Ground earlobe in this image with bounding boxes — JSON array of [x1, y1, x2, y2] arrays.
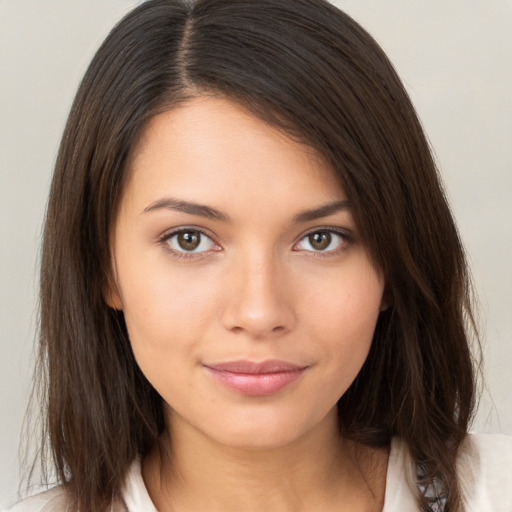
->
[[379, 300, 389, 312], [379, 288, 392, 312], [104, 274, 123, 311]]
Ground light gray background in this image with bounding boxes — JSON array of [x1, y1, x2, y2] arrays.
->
[[1, 0, 511, 507]]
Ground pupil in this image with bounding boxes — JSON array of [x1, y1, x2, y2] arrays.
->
[[309, 232, 331, 251], [178, 231, 200, 251]]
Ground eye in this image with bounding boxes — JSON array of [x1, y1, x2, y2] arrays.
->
[[295, 229, 349, 253], [162, 229, 217, 254]]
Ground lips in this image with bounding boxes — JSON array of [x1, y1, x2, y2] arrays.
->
[[203, 360, 308, 396]]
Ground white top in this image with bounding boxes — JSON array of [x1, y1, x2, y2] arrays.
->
[[6, 434, 512, 511]]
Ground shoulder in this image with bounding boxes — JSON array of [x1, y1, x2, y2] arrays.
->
[[4, 460, 156, 512], [3, 486, 68, 512], [383, 434, 512, 511], [459, 433, 512, 511]]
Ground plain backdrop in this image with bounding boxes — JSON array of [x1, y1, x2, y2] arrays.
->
[[1, 0, 511, 507]]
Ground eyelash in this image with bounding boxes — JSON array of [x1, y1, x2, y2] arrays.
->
[[293, 227, 353, 257], [158, 227, 219, 260], [158, 226, 353, 260]]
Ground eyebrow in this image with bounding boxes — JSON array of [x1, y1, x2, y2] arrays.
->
[[292, 200, 352, 223], [142, 198, 230, 222], [142, 197, 351, 223]]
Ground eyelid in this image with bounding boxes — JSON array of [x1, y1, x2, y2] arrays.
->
[[293, 226, 353, 254], [158, 226, 221, 259]]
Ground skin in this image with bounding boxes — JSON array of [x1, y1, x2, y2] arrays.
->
[[109, 96, 388, 511]]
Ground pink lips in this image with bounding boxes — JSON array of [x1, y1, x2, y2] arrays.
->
[[204, 360, 307, 396]]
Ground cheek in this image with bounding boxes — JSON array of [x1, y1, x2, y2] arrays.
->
[[304, 262, 383, 330], [117, 258, 221, 372], [302, 266, 383, 382]]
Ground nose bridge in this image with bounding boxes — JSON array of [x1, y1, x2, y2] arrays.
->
[[221, 245, 295, 338]]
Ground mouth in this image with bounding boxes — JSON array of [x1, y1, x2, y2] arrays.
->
[[203, 360, 309, 396]]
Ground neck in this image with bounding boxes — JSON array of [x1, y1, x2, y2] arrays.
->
[[142, 409, 388, 512]]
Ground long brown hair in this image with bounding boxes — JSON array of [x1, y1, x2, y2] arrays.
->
[[33, 1, 479, 510]]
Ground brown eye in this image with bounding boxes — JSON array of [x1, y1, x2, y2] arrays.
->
[[164, 229, 216, 254], [295, 229, 348, 253], [177, 231, 201, 251], [308, 232, 332, 251]]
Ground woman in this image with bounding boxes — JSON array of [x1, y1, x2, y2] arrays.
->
[[8, 0, 512, 511]]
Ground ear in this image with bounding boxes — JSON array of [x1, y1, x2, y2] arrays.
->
[[379, 287, 392, 312], [103, 273, 123, 311]]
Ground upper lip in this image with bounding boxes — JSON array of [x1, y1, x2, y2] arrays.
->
[[204, 360, 307, 374]]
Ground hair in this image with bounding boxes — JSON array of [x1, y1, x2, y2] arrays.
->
[[33, 0, 479, 511]]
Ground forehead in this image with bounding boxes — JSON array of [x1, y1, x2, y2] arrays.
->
[[125, 96, 343, 206]]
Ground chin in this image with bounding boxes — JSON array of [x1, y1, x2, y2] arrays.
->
[[200, 405, 336, 453], [211, 425, 308, 452]]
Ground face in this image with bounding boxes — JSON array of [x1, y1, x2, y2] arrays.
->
[[109, 96, 385, 450]]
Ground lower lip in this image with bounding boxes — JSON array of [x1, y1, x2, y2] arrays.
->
[[204, 367, 306, 396]]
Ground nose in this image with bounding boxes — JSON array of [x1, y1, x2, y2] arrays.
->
[[221, 254, 296, 339]]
